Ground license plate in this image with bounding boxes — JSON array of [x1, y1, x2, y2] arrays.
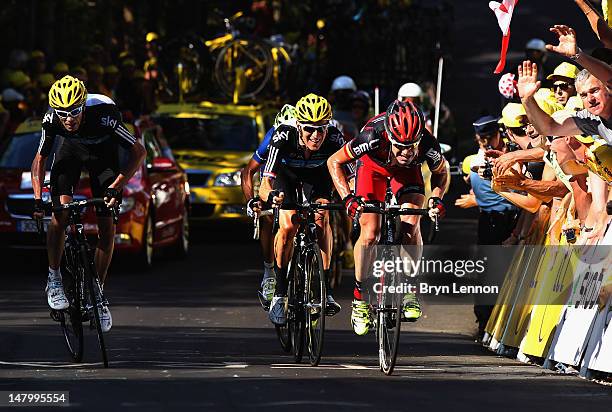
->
[[17, 220, 49, 233]]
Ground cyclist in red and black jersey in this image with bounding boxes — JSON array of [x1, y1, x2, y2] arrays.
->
[[327, 99, 449, 335]]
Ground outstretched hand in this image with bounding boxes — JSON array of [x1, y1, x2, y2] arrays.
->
[[517, 60, 541, 99], [546, 25, 578, 58]]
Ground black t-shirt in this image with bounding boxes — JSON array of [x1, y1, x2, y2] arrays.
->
[[343, 113, 444, 171], [262, 120, 345, 178], [38, 94, 136, 157]]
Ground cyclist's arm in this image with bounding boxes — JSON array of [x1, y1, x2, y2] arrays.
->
[[241, 157, 261, 201], [327, 145, 353, 199], [429, 159, 449, 199], [110, 123, 146, 190], [31, 125, 56, 200], [259, 126, 288, 202]]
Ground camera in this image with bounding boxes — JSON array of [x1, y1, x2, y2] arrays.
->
[[563, 227, 579, 244], [482, 160, 493, 180]]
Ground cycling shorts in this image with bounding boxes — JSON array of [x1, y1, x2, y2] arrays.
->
[[354, 154, 424, 202], [50, 139, 121, 217], [273, 164, 333, 206]]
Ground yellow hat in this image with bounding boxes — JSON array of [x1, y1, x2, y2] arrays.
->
[[146, 32, 159, 43], [546, 62, 580, 81], [36, 73, 55, 90], [88, 64, 104, 76], [462, 154, 477, 175], [30, 50, 45, 59], [564, 95, 583, 111], [104, 65, 119, 75], [499, 103, 527, 127], [53, 62, 69, 73], [585, 141, 612, 184], [8, 70, 31, 89], [534, 91, 564, 116]]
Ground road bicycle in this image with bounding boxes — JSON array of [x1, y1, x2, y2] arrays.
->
[[40, 198, 118, 368], [268, 196, 343, 366]]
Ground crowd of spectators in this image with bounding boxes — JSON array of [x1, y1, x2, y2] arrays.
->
[[456, 0, 612, 336], [0, 41, 158, 142]]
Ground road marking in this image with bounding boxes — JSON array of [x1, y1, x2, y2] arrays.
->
[[0, 361, 102, 368]]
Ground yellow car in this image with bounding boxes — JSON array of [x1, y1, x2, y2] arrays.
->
[[152, 101, 279, 221]]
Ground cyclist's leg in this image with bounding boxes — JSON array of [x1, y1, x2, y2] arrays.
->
[[88, 153, 118, 287], [392, 166, 426, 321], [258, 214, 276, 301]]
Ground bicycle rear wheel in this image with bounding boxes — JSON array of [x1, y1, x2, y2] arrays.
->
[[304, 244, 326, 366], [81, 247, 108, 368]]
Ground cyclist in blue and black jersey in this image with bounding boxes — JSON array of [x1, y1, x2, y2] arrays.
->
[[241, 104, 296, 307], [31, 75, 146, 333]]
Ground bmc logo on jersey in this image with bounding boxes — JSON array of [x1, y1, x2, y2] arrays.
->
[[101, 116, 117, 129], [426, 148, 441, 164], [352, 138, 380, 156], [43, 112, 53, 124], [272, 129, 289, 143]]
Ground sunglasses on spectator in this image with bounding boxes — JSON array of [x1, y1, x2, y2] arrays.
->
[[55, 105, 84, 119], [508, 126, 527, 136], [300, 123, 329, 134], [554, 83, 573, 92]]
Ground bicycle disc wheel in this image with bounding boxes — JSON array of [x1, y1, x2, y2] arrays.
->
[[81, 249, 108, 368], [304, 244, 326, 366]]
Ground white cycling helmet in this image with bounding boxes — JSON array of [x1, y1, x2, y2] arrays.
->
[[331, 75, 357, 92], [397, 82, 423, 100]]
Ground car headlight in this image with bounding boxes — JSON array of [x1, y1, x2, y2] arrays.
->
[[119, 197, 136, 214], [214, 170, 241, 187]]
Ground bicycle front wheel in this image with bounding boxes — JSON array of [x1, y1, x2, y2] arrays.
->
[[81, 247, 108, 368], [304, 244, 326, 366]]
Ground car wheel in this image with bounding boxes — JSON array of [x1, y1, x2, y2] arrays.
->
[[172, 207, 189, 259], [138, 213, 154, 269]]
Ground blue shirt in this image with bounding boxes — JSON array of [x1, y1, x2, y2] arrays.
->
[[469, 172, 517, 213], [252, 127, 275, 164]]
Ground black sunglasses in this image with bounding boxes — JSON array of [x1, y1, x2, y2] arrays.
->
[[300, 123, 329, 134], [554, 83, 573, 92]]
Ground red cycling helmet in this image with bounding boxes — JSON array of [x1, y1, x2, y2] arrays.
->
[[384, 99, 424, 146]]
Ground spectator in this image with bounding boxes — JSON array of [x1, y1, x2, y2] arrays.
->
[[0, 49, 28, 89], [350, 90, 371, 131], [547, 62, 579, 106], [398, 82, 433, 134], [103, 65, 120, 100], [0, 88, 26, 136], [87, 64, 106, 95], [329, 75, 358, 139], [52, 62, 69, 80], [525, 38, 553, 84], [71, 66, 88, 83], [27, 50, 46, 79]]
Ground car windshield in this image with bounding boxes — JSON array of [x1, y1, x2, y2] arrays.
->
[[153, 114, 258, 152], [0, 132, 57, 170]]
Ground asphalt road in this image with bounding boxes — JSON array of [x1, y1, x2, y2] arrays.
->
[[0, 221, 610, 412]]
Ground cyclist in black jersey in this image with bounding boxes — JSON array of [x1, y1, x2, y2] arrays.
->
[[31, 75, 146, 333], [258, 94, 344, 325]]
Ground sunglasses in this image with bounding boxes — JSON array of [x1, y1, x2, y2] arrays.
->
[[554, 83, 573, 92], [392, 141, 419, 150], [55, 105, 84, 119], [300, 123, 329, 134], [508, 126, 527, 136]]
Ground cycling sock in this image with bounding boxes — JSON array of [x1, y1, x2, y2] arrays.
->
[[354, 280, 363, 300], [262, 261, 275, 281], [48, 267, 61, 282], [274, 265, 288, 296], [324, 269, 333, 295]]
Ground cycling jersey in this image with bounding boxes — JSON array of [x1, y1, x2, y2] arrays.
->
[[38, 94, 137, 216], [342, 113, 444, 172], [262, 119, 345, 178], [262, 120, 344, 205], [253, 127, 275, 164]]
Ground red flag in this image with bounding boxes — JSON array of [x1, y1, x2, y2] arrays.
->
[[489, 0, 518, 74]]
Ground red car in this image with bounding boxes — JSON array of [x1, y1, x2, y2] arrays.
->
[[0, 119, 190, 268]]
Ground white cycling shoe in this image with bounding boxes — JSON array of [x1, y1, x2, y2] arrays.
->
[[269, 296, 287, 325], [98, 304, 112, 333], [46, 279, 69, 311]]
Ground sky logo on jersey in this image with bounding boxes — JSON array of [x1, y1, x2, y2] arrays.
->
[[272, 129, 289, 143], [43, 112, 53, 124], [101, 116, 118, 129]]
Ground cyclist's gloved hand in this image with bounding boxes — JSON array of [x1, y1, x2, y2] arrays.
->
[[33, 198, 45, 220], [269, 190, 284, 207], [246, 196, 262, 217], [343, 194, 364, 220], [104, 187, 123, 208], [428, 196, 445, 220]]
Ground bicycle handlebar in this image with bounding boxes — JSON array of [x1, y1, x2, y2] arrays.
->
[[361, 203, 429, 216]]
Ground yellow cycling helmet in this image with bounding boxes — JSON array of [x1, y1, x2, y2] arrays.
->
[[48, 75, 87, 109], [295, 93, 332, 123], [585, 141, 612, 184]]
